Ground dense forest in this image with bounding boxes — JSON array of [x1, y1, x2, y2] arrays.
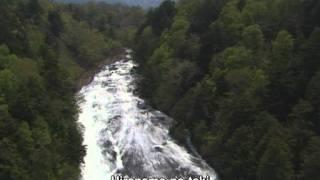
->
[[0, 0, 143, 179], [54, 0, 163, 8], [134, 0, 320, 180], [2, 0, 320, 179]]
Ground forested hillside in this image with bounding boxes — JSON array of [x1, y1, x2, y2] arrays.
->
[[134, 0, 320, 179], [0, 0, 143, 179], [54, 0, 163, 8]]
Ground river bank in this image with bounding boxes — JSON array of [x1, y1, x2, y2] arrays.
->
[[75, 48, 128, 91]]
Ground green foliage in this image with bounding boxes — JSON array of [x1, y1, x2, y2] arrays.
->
[[0, 0, 143, 179], [0, 45, 19, 69], [135, 0, 320, 179], [241, 0, 268, 25], [0, 138, 29, 180], [257, 135, 294, 180], [48, 10, 64, 37], [148, 44, 174, 77], [241, 24, 264, 51], [219, 0, 244, 38], [222, 46, 253, 69], [17, 121, 34, 156], [32, 117, 52, 146], [0, 70, 18, 99], [25, 25, 46, 57], [165, 15, 192, 55], [62, 16, 107, 67], [300, 137, 320, 180], [147, 0, 176, 36], [272, 30, 294, 62], [135, 26, 158, 63], [66, 2, 145, 47]]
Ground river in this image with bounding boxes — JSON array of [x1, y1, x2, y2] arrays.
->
[[78, 50, 217, 180]]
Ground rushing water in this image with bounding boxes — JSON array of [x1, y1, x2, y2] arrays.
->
[[78, 50, 217, 180]]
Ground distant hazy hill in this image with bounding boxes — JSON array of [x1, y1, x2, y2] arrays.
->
[[54, 0, 163, 8]]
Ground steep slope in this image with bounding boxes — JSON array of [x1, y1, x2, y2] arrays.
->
[[0, 0, 143, 179], [134, 0, 320, 180]]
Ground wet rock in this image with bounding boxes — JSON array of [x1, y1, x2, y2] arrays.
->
[[121, 151, 151, 177], [137, 101, 149, 109], [111, 150, 117, 159], [109, 65, 118, 71], [162, 141, 168, 146], [102, 140, 112, 149], [115, 168, 125, 175], [150, 116, 159, 125], [152, 145, 164, 153], [92, 102, 99, 108], [107, 88, 117, 93], [110, 115, 121, 121]]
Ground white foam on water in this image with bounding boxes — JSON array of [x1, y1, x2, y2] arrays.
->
[[78, 51, 217, 180]]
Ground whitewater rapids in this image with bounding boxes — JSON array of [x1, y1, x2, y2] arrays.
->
[[78, 50, 217, 180]]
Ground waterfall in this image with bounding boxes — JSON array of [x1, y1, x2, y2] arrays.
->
[[78, 50, 217, 180]]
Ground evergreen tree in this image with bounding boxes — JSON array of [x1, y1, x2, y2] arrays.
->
[[300, 137, 320, 180], [257, 135, 294, 180]]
